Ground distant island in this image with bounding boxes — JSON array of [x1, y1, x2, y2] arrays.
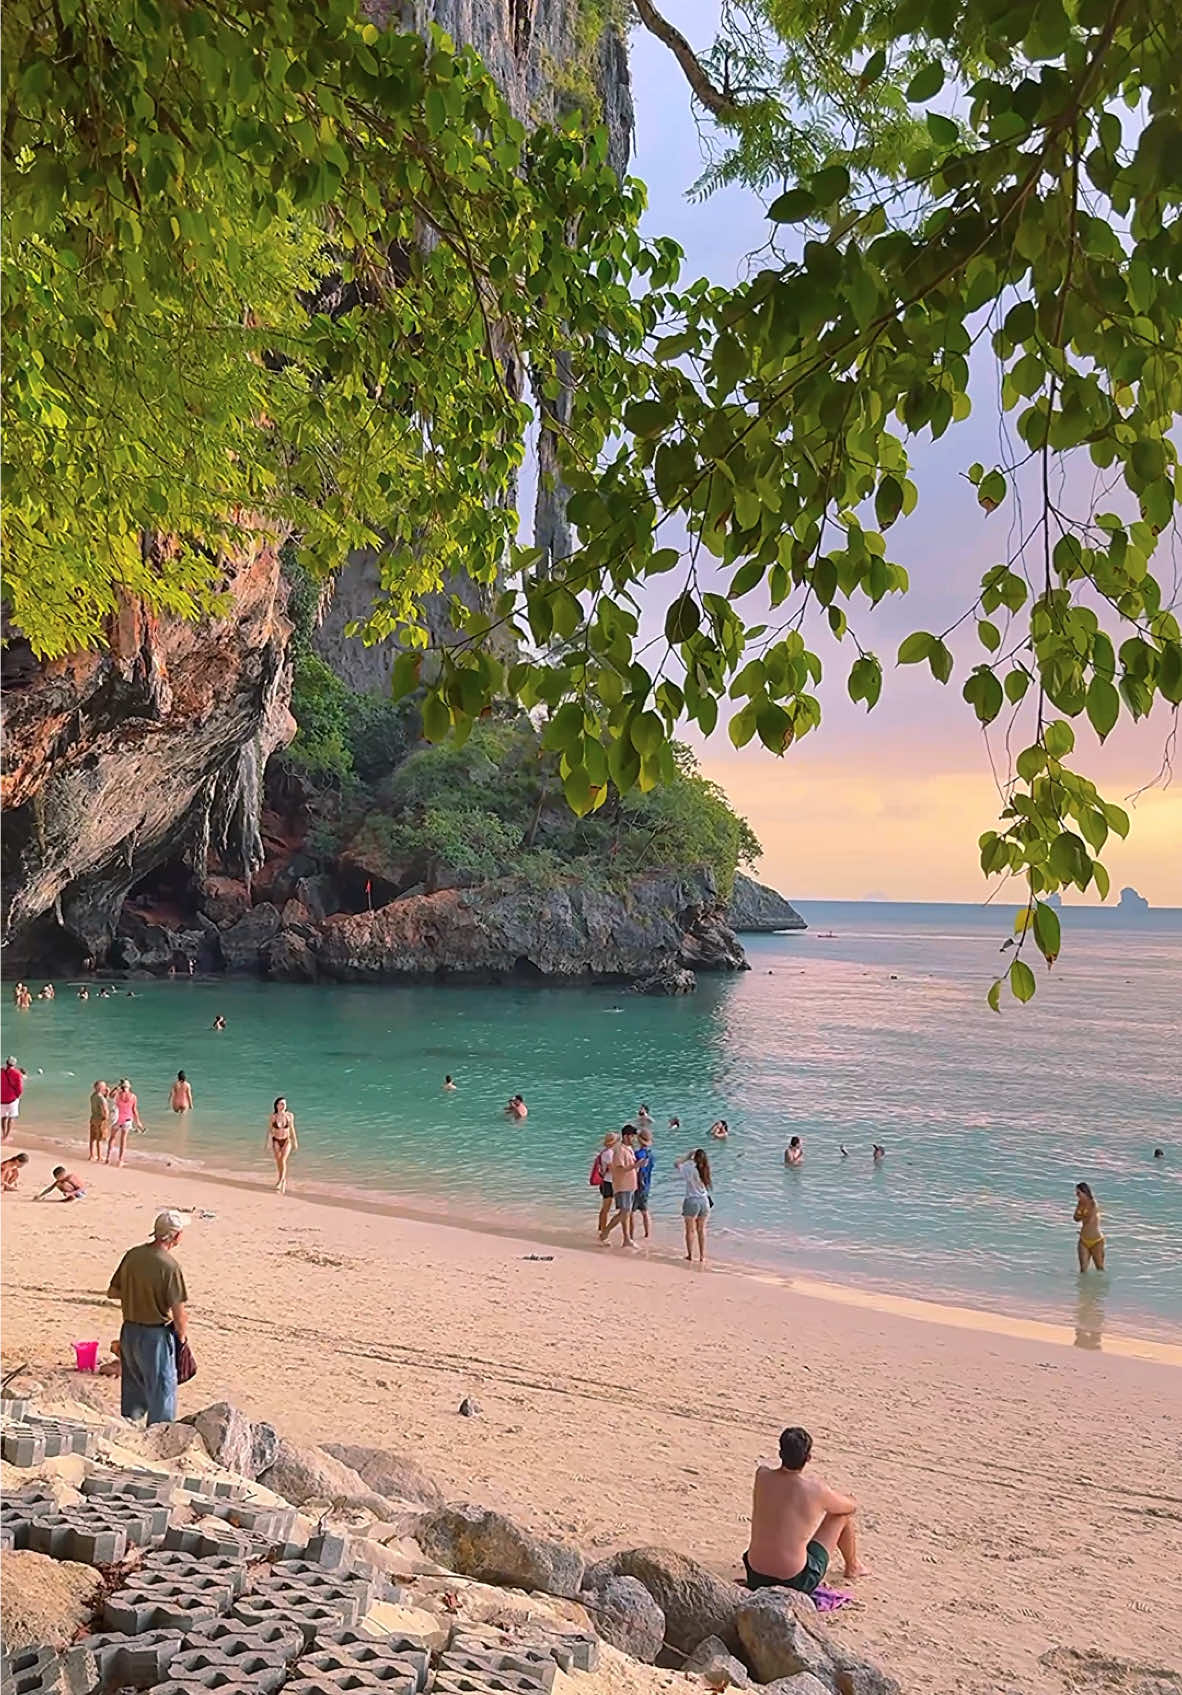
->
[[1118, 885, 1150, 913]]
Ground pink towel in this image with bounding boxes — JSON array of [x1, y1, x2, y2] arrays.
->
[[811, 1585, 852, 1611]]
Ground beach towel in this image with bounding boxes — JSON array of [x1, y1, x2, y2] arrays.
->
[[811, 1585, 852, 1611]]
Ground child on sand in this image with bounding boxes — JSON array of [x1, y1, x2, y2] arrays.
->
[[35, 1166, 87, 1201], [2, 1152, 30, 1190]]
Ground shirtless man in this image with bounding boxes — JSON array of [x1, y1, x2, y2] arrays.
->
[[744, 1425, 867, 1593]]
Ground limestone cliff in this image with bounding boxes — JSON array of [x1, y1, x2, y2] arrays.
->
[[726, 873, 806, 933], [1, 539, 294, 968]]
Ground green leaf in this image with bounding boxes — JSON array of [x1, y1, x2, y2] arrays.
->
[[927, 639, 953, 683], [1032, 901, 1061, 965], [977, 469, 1007, 512], [906, 61, 945, 102], [987, 977, 1002, 1013], [1044, 719, 1075, 759], [848, 654, 882, 710], [1016, 745, 1044, 781], [1010, 959, 1036, 1003], [977, 619, 1001, 652], [768, 188, 818, 223], [1085, 676, 1119, 740], [665, 593, 701, 644], [810, 164, 851, 207], [898, 631, 934, 664], [875, 475, 904, 528], [420, 692, 450, 743]]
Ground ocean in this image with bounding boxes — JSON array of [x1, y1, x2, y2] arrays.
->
[[7, 901, 1181, 1340]]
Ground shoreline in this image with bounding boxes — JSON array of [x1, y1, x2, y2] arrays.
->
[[11, 1123, 1180, 1364]]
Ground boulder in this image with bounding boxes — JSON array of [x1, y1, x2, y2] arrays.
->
[[631, 966, 696, 995], [257, 1438, 395, 1515], [182, 1402, 279, 1480], [726, 874, 807, 933], [826, 1652, 902, 1695], [580, 1575, 665, 1663], [201, 876, 253, 927], [683, 1636, 750, 1687], [220, 903, 282, 971], [583, 1548, 744, 1654], [415, 1504, 584, 1599], [280, 898, 317, 934], [0, 1550, 102, 1650], [320, 1443, 443, 1507], [263, 930, 319, 981], [735, 1591, 837, 1685], [763, 1678, 833, 1695], [294, 874, 344, 920]]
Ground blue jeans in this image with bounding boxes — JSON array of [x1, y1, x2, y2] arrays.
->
[[119, 1322, 177, 1424]]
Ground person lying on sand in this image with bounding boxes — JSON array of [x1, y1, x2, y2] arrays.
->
[[744, 1425, 868, 1593], [2, 1152, 30, 1190], [35, 1166, 87, 1202]]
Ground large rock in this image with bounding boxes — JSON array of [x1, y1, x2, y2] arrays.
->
[[263, 929, 319, 981], [581, 1575, 665, 1663], [735, 1591, 837, 1685], [316, 871, 746, 986], [220, 902, 282, 971], [257, 1438, 393, 1515], [683, 1635, 750, 1687], [0, 1550, 102, 1650], [1, 537, 294, 968], [182, 1402, 279, 1480], [763, 1678, 833, 1695], [726, 874, 806, 933], [631, 966, 696, 995], [583, 1549, 745, 1654], [415, 1504, 584, 1599], [320, 1443, 442, 1507]]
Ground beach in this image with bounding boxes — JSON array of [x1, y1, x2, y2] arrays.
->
[[2, 1147, 1179, 1695]]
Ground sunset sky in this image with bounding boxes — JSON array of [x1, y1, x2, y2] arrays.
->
[[626, 9, 1182, 906]]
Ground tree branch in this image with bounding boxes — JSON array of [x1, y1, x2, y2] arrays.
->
[[632, 0, 740, 119]]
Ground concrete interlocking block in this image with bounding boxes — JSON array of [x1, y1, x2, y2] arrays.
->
[[284, 1678, 417, 1695], [300, 1648, 425, 1693], [433, 1673, 551, 1695], [0, 1646, 98, 1695], [301, 1535, 349, 1570], [185, 1623, 305, 1664], [0, 1395, 30, 1421], [229, 1600, 345, 1647], [312, 1633, 429, 1691], [139, 1552, 248, 1597], [294, 1663, 417, 1695], [437, 1653, 553, 1695], [1, 1427, 47, 1467], [82, 1629, 185, 1688], [104, 1572, 237, 1634], [163, 1526, 251, 1561], [168, 1648, 288, 1693], [178, 1478, 250, 1502], [26, 1513, 128, 1565], [22, 1417, 98, 1458], [249, 1572, 374, 1623], [83, 1471, 175, 1504], [189, 1501, 296, 1541]]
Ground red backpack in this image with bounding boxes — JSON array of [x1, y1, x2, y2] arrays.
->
[[589, 1152, 604, 1186]]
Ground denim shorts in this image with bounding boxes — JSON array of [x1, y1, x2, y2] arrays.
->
[[682, 1195, 709, 1218], [615, 1190, 635, 1212]]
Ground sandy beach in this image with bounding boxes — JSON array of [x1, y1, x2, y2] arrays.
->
[[2, 1141, 1179, 1695]]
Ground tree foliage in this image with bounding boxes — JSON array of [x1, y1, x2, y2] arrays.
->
[[1, 0, 670, 653], [5, 0, 1182, 1005]]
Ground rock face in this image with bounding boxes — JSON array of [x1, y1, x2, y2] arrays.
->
[[319, 1443, 443, 1508], [735, 1591, 839, 1686], [582, 1548, 745, 1654], [313, 871, 746, 985], [182, 1402, 279, 1481], [683, 1635, 750, 1687], [1, 540, 294, 968], [726, 874, 806, 933], [258, 1438, 395, 1516], [580, 1574, 666, 1663], [415, 1504, 585, 1599]]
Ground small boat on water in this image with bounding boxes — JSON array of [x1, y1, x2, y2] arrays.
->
[[816, 930, 838, 939]]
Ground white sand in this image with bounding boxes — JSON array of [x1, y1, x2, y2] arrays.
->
[[2, 1147, 1179, 1693]]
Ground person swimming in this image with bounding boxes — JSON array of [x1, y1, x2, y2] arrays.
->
[[170, 1071, 193, 1113], [839, 1145, 849, 1159], [709, 1119, 729, 1140], [212, 1015, 226, 1031], [505, 1094, 528, 1119], [1153, 1147, 1164, 1160], [443, 1075, 457, 1091], [872, 1144, 885, 1164], [1073, 1182, 1105, 1271], [636, 1103, 654, 1128], [785, 1136, 803, 1166]]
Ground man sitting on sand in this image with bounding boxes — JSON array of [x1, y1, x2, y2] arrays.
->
[[744, 1425, 867, 1593], [35, 1166, 87, 1202]]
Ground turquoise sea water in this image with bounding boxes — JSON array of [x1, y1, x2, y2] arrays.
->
[[5, 901, 1181, 1339]]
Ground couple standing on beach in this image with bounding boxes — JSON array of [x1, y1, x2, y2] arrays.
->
[[593, 1123, 713, 1262]]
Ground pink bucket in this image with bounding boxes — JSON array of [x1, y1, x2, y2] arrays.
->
[[72, 1341, 99, 1372]]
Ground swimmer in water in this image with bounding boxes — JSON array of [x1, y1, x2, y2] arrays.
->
[[443, 1075, 457, 1091], [709, 1119, 729, 1140], [636, 1103, 654, 1128], [212, 1015, 226, 1031], [1073, 1182, 1105, 1271], [77, 986, 89, 1002], [267, 1096, 298, 1194], [785, 1136, 803, 1166], [505, 1094, 528, 1120], [170, 1071, 193, 1114], [1153, 1147, 1164, 1160], [872, 1144, 885, 1164], [840, 1145, 849, 1159], [668, 1116, 680, 1131]]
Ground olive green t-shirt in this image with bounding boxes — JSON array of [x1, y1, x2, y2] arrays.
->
[[89, 1090, 107, 1128], [107, 1242, 188, 1326]]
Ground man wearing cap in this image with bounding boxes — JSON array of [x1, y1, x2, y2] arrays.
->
[[107, 1210, 190, 1423], [1, 1058, 25, 1140]]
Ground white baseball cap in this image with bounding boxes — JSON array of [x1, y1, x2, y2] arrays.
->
[[153, 1208, 191, 1239]]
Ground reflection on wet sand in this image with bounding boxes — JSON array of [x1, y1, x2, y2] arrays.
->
[[1074, 1280, 1108, 1350]]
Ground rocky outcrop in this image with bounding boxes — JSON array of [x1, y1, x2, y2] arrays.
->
[[319, 1443, 443, 1508], [582, 1548, 745, 1654], [1, 540, 295, 969], [580, 1575, 665, 1663], [416, 1504, 585, 1599], [309, 871, 746, 986], [726, 874, 806, 933], [181, 1401, 279, 1481]]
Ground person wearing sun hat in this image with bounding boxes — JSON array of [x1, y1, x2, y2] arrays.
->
[[106, 1208, 191, 1423]]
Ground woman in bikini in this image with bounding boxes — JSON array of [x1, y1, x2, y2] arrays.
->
[[170, 1071, 193, 1113], [1073, 1182, 1105, 1271], [266, 1097, 298, 1193]]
